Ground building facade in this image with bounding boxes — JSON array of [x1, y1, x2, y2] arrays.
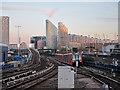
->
[[20, 42, 27, 49], [8, 42, 27, 49], [0, 16, 9, 62], [37, 37, 46, 49], [30, 36, 46, 49], [0, 16, 9, 44], [8, 44, 18, 49], [46, 20, 57, 49], [58, 22, 68, 50]]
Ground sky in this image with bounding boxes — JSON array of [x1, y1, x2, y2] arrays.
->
[[0, 2, 118, 45]]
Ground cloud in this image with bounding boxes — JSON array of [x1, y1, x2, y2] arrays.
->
[[0, 3, 58, 17]]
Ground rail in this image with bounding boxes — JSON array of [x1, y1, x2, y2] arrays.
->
[[83, 61, 120, 75], [78, 67, 120, 90]]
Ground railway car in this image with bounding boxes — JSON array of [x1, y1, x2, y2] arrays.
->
[[55, 53, 83, 66]]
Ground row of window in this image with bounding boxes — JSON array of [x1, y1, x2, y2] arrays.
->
[[56, 54, 72, 64]]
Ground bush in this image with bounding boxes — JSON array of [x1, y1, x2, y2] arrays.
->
[[82, 56, 95, 62]]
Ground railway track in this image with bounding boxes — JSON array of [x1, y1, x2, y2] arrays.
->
[[6, 64, 56, 90], [3, 53, 120, 90], [47, 56, 120, 89], [1, 48, 55, 90], [2, 48, 43, 78], [24, 56, 64, 89], [78, 67, 120, 90], [84, 66, 120, 82], [2, 48, 33, 79], [45, 56, 120, 90]]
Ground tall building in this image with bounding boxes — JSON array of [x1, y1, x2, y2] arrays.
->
[[68, 34, 71, 42], [46, 20, 57, 49], [118, 30, 120, 48], [0, 16, 9, 62], [58, 22, 68, 49], [0, 16, 9, 44]]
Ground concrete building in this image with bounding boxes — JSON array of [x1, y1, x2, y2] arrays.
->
[[46, 20, 57, 49], [68, 34, 71, 42], [70, 34, 73, 42], [76, 35, 80, 42], [37, 37, 46, 49], [58, 22, 68, 49], [8, 44, 18, 49], [68, 42, 81, 50], [20, 42, 27, 49], [8, 42, 27, 49], [119, 33, 120, 48], [0, 44, 8, 62], [0, 16, 9, 44], [80, 35, 84, 47], [30, 36, 46, 49], [73, 34, 76, 42], [102, 45, 118, 53], [0, 16, 9, 62]]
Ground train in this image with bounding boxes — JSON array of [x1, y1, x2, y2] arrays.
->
[[55, 53, 83, 67]]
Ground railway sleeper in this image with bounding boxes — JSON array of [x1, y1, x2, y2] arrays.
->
[[7, 81, 15, 86], [2, 78, 9, 83], [6, 65, 55, 88]]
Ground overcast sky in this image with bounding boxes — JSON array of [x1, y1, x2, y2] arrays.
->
[[0, 2, 118, 45]]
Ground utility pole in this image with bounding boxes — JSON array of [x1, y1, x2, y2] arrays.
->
[[102, 33, 106, 54], [88, 35, 90, 54], [15, 25, 22, 56]]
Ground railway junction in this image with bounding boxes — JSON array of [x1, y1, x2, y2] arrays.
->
[[1, 48, 120, 90]]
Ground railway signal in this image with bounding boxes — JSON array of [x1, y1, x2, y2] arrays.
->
[[75, 53, 79, 67], [75, 52, 79, 78]]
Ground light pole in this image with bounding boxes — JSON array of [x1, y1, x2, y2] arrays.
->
[[15, 25, 21, 56], [102, 39, 105, 55], [88, 35, 90, 54]]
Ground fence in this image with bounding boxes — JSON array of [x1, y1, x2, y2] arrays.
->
[[0, 64, 14, 70], [83, 61, 120, 75], [0, 59, 28, 70]]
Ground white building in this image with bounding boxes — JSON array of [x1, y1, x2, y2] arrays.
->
[[0, 16, 9, 62], [0, 16, 9, 44], [46, 20, 57, 49], [102, 45, 117, 53]]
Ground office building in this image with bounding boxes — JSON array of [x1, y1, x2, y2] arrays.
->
[[58, 22, 68, 49], [68, 34, 71, 42], [46, 20, 57, 49], [0, 16, 9, 62], [30, 36, 46, 49], [37, 37, 46, 49], [0, 16, 9, 44]]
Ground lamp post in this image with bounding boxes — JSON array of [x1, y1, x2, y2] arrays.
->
[[88, 35, 90, 54], [102, 39, 105, 55], [15, 25, 21, 56]]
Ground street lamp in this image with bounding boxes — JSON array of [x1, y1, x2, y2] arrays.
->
[[102, 39, 105, 55], [15, 25, 22, 56], [88, 35, 90, 54]]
